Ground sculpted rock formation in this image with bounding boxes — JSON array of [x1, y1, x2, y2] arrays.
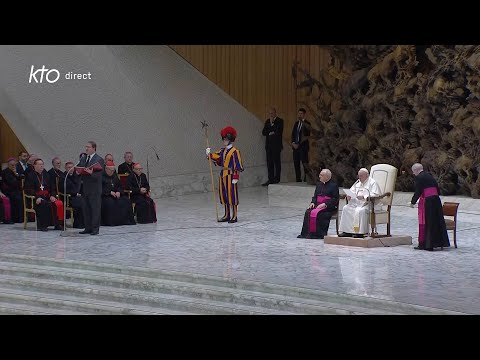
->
[[293, 45, 480, 197]]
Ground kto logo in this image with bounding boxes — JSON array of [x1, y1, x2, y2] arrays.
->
[[29, 65, 60, 84]]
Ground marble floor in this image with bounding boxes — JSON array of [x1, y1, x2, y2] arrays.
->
[[1, 186, 479, 314]]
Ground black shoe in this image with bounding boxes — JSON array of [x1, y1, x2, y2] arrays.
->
[[79, 230, 92, 234], [39, 228, 48, 232], [338, 232, 350, 237], [3, 221, 14, 224], [218, 218, 230, 222], [54, 225, 62, 230], [353, 234, 364, 238], [414, 246, 425, 250], [261, 181, 270, 186], [297, 234, 306, 238], [425, 248, 434, 251], [296, 179, 302, 182], [228, 219, 237, 223], [90, 231, 99, 235]]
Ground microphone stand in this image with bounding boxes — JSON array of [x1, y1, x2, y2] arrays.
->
[[146, 155, 150, 184], [146, 146, 160, 185], [60, 165, 76, 235], [61, 155, 85, 235]]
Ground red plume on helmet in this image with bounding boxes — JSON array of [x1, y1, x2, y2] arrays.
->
[[220, 126, 237, 141]]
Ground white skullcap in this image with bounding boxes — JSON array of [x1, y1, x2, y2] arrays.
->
[[359, 168, 369, 175]]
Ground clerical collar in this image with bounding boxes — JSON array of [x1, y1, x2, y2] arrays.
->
[[226, 144, 233, 149]]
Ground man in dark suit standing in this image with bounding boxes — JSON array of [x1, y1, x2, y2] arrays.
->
[[261, 107, 284, 186], [78, 141, 105, 235], [291, 108, 311, 182]]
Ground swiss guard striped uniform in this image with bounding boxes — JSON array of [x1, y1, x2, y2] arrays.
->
[[208, 126, 244, 223]]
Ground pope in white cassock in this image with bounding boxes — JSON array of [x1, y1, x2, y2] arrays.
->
[[339, 168, 382, 237]]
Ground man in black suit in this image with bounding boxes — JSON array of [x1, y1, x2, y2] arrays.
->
[[16, 151, 29, 176], [78, 141, 105, 235], [291, 108, 311, 182], [261, 107, 284, 186]]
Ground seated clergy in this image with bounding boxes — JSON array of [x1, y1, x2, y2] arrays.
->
[[0, 177, 13, 224], [126, 162, 157, 224], [48, 157, 65, 194], [104, 153, 114, 163], [338, 168, 381, 238], [23, 154, 38, 177], [101, 161, 136, 226], [118, 151, 134, 175], [24, 159, 64, 231], [64, 161, 85, 229], [1, 157, 24, 223], [104, 154, 116, 172], [297, 169, 339, 239]]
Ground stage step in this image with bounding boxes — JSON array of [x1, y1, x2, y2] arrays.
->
[[0, 254, 465, 315]]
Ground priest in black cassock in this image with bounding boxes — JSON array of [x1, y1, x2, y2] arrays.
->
[[23, 154, 37, 177], [0, 175, 12, 224], [297, 169, 339, 239], [126, 162, 157, 224], [48, 157, 65, 195], [64, 161, 85, 229], [24, 159, 64, 231], [101, 161, 136, 226], [118, 151, 135, 175], [410, 163, 450, 251], [1, 157, 24, 223]]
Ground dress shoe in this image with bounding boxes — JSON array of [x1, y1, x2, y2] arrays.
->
[[414, 246, 425, 250], [79, 230, 92, 234], [218, 218, 230, 222], [297, 234, 306, 238], [353, 234, 364, 238], [261, 181, 270, 186], [54, 225, 62, 230], [228, 218, 237, 223], [425, 248, 434, 251], [39, 228, 48, 232], [338, 232, 350, 237], [90, 231, 99, 235]]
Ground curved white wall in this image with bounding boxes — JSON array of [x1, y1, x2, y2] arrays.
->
[[0, 45, 294, 197]]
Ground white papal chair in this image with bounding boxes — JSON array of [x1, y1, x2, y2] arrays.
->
[[368, 164, 398, 237]]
